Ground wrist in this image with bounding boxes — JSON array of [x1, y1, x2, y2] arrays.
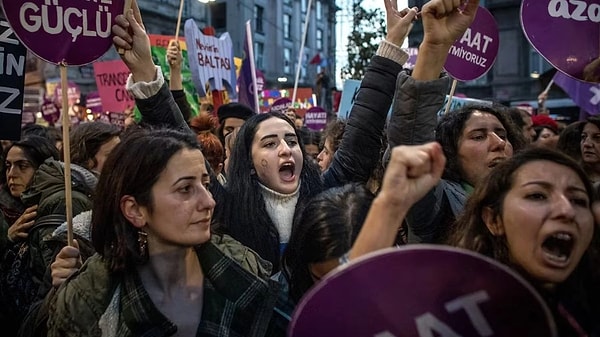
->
[[131, 62, 157, 83]]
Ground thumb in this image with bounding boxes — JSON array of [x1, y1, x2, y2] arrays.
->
[[72, 239, 80, 251], [462, 0, 480, 17], [126, 8, 145, 35]]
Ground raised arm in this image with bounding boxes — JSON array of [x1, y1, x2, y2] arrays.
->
[[167, 40, 193, 122], [350, 142, 445, 259], [111, 0, 189, 131], [387, 0, 479, 243], [322, 1, 417, 188]]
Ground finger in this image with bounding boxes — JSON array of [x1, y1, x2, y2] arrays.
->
[[399, 7, 418, 22], [19, 220, 35, 230], [24, 205, 38, 212], [131, 0, 144, 26], [114, 14, 129, 28], [112, 24, 133, 44], [57, 245, 81, 259], [113, 36, 133, 50], [462, 0, 480, 16], [126, 8, 145, 36], [384, 0, 393, 13]]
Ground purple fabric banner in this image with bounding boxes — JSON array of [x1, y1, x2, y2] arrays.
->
[[237, 24, 256, 112], [554, 71, 600, 115]]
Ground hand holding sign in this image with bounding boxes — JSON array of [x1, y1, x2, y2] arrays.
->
[[111, 0, 155, 83]]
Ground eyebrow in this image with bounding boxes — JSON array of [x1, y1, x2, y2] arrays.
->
[[522, 181, 588, 194], [259, 133, 297, 142], [172, 176, 195, 186]]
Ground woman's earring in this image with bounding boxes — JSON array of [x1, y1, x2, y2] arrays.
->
[[250, 168, 256, 175], [138, 230, 148, 259]]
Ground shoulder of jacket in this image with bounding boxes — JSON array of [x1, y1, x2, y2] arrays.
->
[[210, 233, 273, 278]]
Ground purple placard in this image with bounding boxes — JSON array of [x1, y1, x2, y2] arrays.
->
[[290, 246, 557, 337], [270, 97, 292, 113], [41, 98, 60, 124], [304, 106, 327, 131], [86, 91, 104, 114], [1, 0, 124, 66], [553, 71, 600, 115], [54, 81, 80, 108], [444, 6, 499, 82], [521, 0, 600, 83], [402, 47, 419, 70]]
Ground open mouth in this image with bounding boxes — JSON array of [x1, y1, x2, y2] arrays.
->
[[279, 162, 296, 182], [542, 232, 574, 264]]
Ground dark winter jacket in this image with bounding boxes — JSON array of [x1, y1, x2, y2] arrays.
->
[[386, 72, 464, 244], [0, 159, 96, 334], [47, 234, 286, 337]]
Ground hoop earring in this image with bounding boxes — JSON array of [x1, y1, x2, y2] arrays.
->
[[138, 230, 148, 260]]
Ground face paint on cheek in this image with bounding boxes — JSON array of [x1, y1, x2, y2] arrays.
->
[[261, 159, 268, 168]]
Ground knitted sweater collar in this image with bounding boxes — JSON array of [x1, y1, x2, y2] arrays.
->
[[258, 182, 300, 244]]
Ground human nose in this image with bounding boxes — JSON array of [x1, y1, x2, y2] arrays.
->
[[582, 136, 593, 148], [198, 185, 216, 211], [316, 149, 325, 162], [489, 132, 507, 151], [6, 165, 17, 178], [278, 139, 292, 156], [552, 194, 576, 222]]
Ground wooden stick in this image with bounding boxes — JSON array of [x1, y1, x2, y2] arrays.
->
[[60, 65, 74, 246], [444, 79, 458, 115], [117, 0, 134, 55], [292, 0, 313, 105], [174, 0, 185, 40]]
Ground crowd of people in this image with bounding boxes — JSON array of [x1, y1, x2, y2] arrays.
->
[[0, 0, 598, 336]]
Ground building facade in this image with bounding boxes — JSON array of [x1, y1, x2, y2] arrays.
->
[[407, 0, 579, 122], [37, 0, 337, 96]]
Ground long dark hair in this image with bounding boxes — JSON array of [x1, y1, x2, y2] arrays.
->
[[282, 183, 374, 303], [1, 136, 59, 187], [214, 112, 322, 271], [449, 147, 600, 315], [436, 104, 526, 183], [91, 128, 202, 272]]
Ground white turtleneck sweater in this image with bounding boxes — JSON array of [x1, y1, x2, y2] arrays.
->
[[258, 183, 300, 249]]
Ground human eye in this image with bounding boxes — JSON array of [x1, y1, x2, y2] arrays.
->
[[525, 192, 547, 201], [286, 138, 298, 146], [570, 197, 589, 208], [178, 184, 192, 194], [496, 131, 507, 140], [18, 162, 31, 171], [264, 141, 276, 148], [471, 133, 485, 141]]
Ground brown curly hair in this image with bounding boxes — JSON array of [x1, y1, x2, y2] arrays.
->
[[190, 114, 224, 173]]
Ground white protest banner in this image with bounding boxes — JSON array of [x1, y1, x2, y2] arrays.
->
[[184, 19, 236, 98]]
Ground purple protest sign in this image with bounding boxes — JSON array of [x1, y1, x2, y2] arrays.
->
[[54, 81, 80, 108], [553, 71, 600, 115], [304, 106, 327, 131], [521, 0, 600, 83], [270, 97, 292, 113], [290, 246, 557, 337], [41, 98, 60, 124], [402, 47, 419, 70], [1, 0, 124, 66], [86, 91, 104, 114], [444, 6, 499, 81]]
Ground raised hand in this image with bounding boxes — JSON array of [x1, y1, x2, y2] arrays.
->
[[383, 0, 418, 47], [167, 40, 183, 71], [421, 0, 480, 48], [111, 0, 155, 83], [379, 142, 446, 208], [51, 239, 82, 288], [349, 143, 445, 260], [7, 205, 37, 242]]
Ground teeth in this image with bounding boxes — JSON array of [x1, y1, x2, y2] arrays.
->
[[552, 233, 572, 241]]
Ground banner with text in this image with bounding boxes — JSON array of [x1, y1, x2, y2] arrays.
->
[[0, 19, 27, 140], [184, 19, 236, 98], [290, 246, 557, 337], [93, 59, 134, 112], [521, 0, 599, 82], [1, 0, 124, 65]]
